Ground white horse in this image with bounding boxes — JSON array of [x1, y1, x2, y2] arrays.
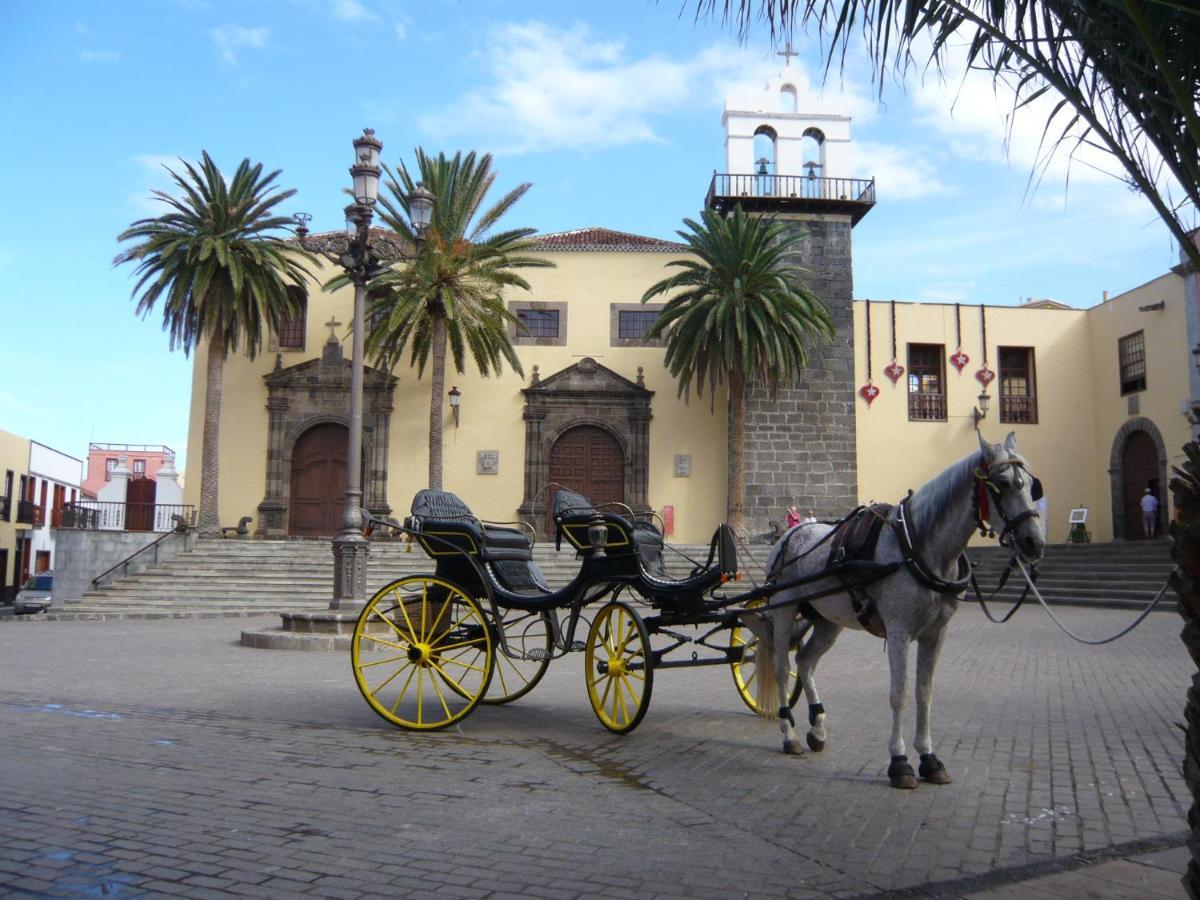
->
[[745, 431, 1046, 788]]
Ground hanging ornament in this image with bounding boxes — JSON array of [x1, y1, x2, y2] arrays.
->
[[860, 300, 879, 406], [884, 300, 905, 384], [949, 303, 970, 372], [974, 303, 994, 387]]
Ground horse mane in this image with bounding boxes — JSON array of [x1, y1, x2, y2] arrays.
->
[[905, 449, 983, 537]]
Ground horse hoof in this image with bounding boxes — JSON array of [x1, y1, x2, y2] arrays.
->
[[783, 739, 806, 756], [806, 733, 825, 752], [919, 753, 953, 785], [887, 755, 917, 789]]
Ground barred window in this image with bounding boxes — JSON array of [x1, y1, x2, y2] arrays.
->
[[907, 344, 946, 421], [516, 308, 560, 338], [1118, 330, 1146, 395], [999, 346, 1038, 424], [617, 310, 659, 341], [277, 287, 307, 350]]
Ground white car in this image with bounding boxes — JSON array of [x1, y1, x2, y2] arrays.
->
[[14, 573, 52, 614]]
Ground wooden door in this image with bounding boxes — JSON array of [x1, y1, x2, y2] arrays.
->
[[126, 477, 156, 531], [1122, 430, 1158, 540], [548, 426, 625, 527], [289, 423, 349, 537]]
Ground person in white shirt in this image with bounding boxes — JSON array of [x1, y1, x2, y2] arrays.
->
[[1140, 488, 1160, 539]]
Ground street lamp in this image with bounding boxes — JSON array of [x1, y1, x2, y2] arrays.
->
[[448, 386, 461, 427], [972, 391, 991, 430]]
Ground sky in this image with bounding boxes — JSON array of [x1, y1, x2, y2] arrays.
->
[[0, 0, 1185, 473]]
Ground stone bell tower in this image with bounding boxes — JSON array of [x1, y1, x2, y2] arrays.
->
[[705, 64, 875, 532]]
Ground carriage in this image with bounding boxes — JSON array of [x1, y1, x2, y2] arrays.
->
[[350, 486, 804, 733]]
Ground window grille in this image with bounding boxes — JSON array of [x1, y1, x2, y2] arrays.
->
[[517, 308, 560, 338], [1118, 331, 1146, 395], [618, 310, 659, 340], [999, 347, 1038, 424], [907, 344, 946, 421]]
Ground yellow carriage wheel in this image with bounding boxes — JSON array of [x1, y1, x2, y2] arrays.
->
[[729, 600, 804, 714], [585, 601, 653, 734], [481, 610, 553, 705], [351, 576, 493, 731]]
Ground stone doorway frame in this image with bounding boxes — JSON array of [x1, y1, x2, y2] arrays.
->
[[256, 340, 398, 537], [517, 357, 653, 537], [1107, 416, 1168, 541]]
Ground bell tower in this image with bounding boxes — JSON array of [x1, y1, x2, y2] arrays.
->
[[706, 64, 875, 530]]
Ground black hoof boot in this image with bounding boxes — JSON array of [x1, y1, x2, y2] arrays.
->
[[888, 755, 918, 790], [806, 732, 825, 752], [919, 753, 953, 785]]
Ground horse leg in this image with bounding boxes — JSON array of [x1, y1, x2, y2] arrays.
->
[[886, 633, 918, 789], [775, 608, 806, 755], [914, 624, 953, 785], [795, 619, 841, 752]]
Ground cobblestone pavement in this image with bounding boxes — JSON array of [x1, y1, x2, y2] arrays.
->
[[0, 606, 1189, 898]]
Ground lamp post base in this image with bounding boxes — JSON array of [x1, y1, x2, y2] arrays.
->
[[331, 532, 370, 610]]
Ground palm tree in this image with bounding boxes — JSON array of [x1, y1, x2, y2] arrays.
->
[[367, 149, 553, 491], [691, 0, 1200, 271], [116, 152, 314, 535], [642, 206, 833, 535]]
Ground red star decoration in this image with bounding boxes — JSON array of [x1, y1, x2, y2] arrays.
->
[[883, 361, 905, 384], [859, 382, 880, 405], [950, 349, 970, 372], [975, 366, 995, 387]]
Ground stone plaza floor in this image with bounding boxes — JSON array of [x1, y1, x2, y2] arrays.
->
[[0, 606, 1191, 897]]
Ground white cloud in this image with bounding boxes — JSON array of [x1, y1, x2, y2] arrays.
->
[[128, 154, 188, 216], [853, 140, 954, 200], [331, 0, 380, 23], [74, 21, 93, 37], [394, 20, 407, 41], [209, 25, 268, 66], [419, 22, 777, 154], [80, 49, 121, 63]]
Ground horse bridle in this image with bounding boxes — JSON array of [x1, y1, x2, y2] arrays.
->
[[972, 455, 1043, 548]]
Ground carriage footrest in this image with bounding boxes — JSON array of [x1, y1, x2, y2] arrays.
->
[[570, 640, 585, 652], [526, 648, 551, 661]]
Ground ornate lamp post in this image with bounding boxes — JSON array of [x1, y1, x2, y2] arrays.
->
[[330, 128, 384, 609]]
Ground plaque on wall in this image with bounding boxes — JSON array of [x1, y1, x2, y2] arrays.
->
[[477, 450, 499, 475], [674, 454, 692, 477]]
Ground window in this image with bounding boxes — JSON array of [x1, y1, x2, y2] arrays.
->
[[999, 347, 1038, 424], [276, 287, 307, 350], [132, 459, 147, 475], [105, 458, 117, 481], [907, 344, 946, 421], [517, 308, 559, 338], [1118, 330, 1146, 395], [2, 470, 11, 522], [509, 301, 567, 346], [618, 310, 659, 340]]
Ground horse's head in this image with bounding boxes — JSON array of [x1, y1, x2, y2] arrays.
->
[[977, 431, 1046, 563]]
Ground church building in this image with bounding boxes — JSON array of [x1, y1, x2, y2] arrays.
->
[[182, 71, 1196, 546]]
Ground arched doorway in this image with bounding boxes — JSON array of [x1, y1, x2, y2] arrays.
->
[[289, 422, 348, 536], [1121, 430, 1159, 540], [548, 425, 625, 527]]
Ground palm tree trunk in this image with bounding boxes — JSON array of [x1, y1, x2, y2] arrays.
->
[[428, 314, 447, 491], [728, 370, 747, 537], [198, 323, 225, 536], [1169, 441, 1200, 896]]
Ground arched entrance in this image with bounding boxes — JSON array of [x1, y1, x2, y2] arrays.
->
[[1121, 430, 1159, 540], [289, 422, 348, 537], [548, 425, 625, 526]]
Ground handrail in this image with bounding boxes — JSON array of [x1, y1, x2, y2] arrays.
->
[[92, 523, 192, 590]]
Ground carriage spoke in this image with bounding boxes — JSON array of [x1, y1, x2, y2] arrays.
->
[[387, 663, 419, 715], [358, 651, 408, 669], [428, 666, 454, 720], [358, 634, 409, 653]]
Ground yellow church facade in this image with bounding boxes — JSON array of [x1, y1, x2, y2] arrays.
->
[[182, 232, 1191, 546]]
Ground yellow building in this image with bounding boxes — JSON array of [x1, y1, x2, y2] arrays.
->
[[0, 428, 31, 602]]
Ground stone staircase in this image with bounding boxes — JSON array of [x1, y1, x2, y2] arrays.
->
[[27, 535, 1176, 622]]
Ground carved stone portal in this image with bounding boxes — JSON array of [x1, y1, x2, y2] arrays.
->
[[256, 337, 398, 536], [518, 357, 653, 537]]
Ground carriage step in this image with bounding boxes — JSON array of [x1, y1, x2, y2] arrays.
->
[[526, 649, 551, 661], [570, 641, 585, 652]]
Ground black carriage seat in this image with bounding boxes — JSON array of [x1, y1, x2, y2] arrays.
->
[[552, 488, 667, 577], [408, 489, 551, 594]]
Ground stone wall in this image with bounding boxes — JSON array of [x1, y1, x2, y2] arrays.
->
[[52, 528, 196, 605], [738, 212, 858, 534]]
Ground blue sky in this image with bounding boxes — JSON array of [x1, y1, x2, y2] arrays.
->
[[0, 0, 1181, 472]]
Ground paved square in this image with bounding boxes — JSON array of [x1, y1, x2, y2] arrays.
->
[[0, 606, 1189, 897]]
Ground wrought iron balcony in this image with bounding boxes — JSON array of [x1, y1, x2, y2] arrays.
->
[[908, 392, 947, 422], [0, 495, 8, 522], [59, 501, 197, 533], [706, 173, 876, 224], [16, 499, 36, 525]]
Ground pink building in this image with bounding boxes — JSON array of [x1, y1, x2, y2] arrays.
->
[[82, 444, 176, 498]]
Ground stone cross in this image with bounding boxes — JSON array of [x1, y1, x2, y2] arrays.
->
[[325, 316, 343, 341], [777, 42, 798, 66]]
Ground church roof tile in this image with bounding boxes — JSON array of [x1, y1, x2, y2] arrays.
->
[[529, 227, 687, 252]]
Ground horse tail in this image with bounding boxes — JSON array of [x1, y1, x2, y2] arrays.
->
[[753, 613, 779, 718]]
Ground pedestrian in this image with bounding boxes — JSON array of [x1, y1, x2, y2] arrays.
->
[[785, 505, 801, 529], [803, 509, 817, 524], [1141, 488, 1160, 539]]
